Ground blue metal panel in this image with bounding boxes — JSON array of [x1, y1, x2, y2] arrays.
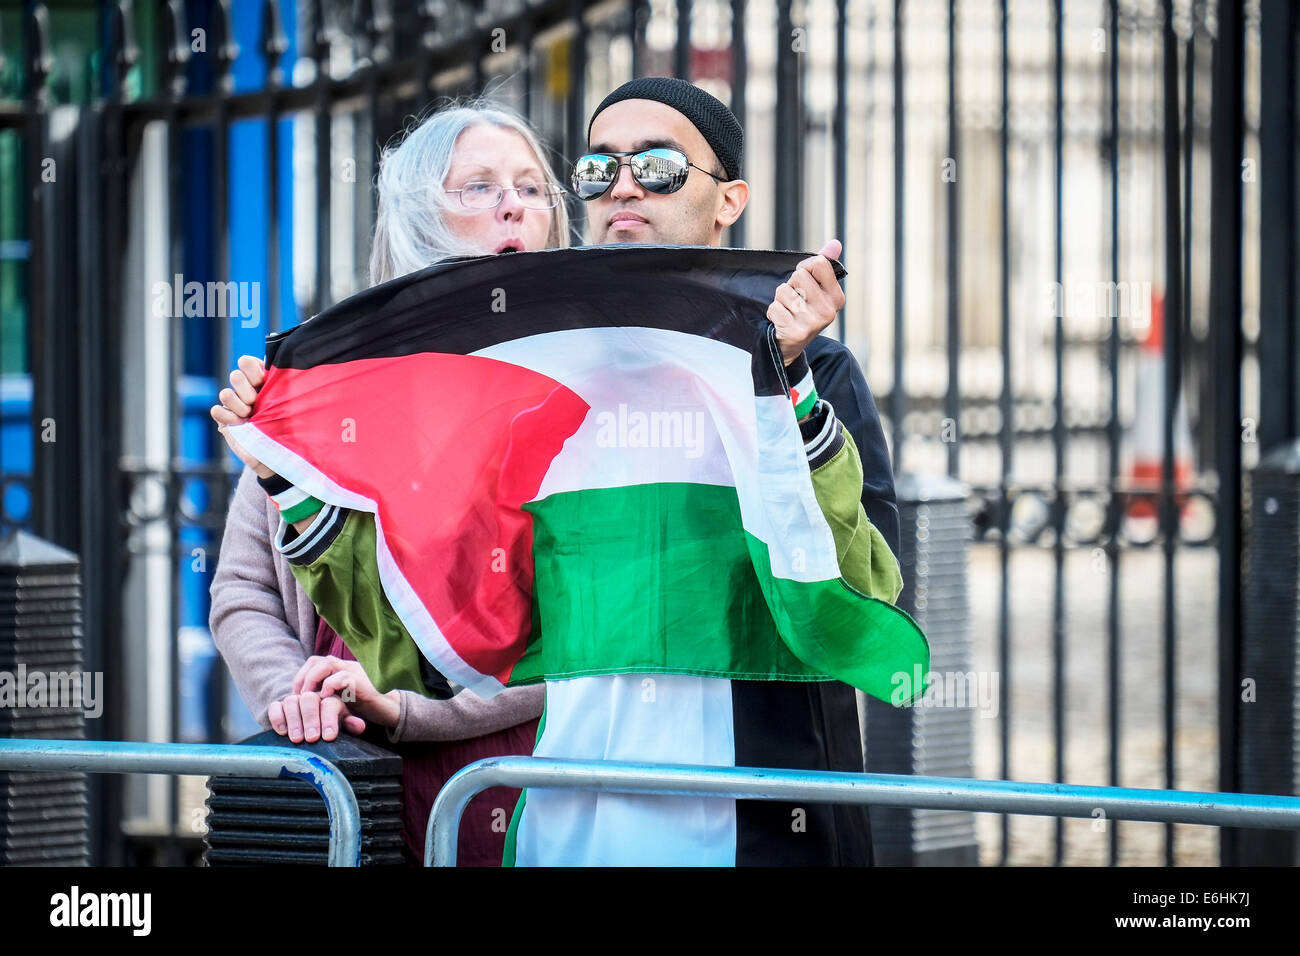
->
[[0, 374, 31, 525]]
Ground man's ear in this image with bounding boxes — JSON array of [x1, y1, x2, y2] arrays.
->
[[716, 178, 749, 229]]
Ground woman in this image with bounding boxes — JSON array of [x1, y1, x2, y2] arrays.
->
[[209, 98, 568, 865]]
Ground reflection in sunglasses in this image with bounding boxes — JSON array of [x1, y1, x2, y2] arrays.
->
[[571, 148, 710, 200]]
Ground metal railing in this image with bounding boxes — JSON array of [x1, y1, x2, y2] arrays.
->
[[0, 739, 362, 867], [425, 756, 1300, 866]]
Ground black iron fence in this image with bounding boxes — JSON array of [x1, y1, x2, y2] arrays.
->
[[0, 0, 1295, 867]]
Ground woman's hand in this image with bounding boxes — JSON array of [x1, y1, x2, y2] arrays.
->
[[268, 686, 366, 743], [211, 355, 274, 479], [293, 655, 402, 730]]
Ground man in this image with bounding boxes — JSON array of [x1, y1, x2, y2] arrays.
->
[[565, 77, 900, 865], [577, 77, 900, 546], [217, 80, 912, 866]]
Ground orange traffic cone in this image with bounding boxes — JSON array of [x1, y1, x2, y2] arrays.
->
[[1127, 289, 1193, 520]]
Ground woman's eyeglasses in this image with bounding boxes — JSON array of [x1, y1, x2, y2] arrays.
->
[[446, 181, 566, 210], [569, 148, 726, 201]]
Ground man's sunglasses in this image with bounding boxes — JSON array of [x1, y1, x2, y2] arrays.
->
[[569, 148, 727, 200]]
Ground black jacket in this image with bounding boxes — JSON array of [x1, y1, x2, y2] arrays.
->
[[806, 335, 900, 561], [735, 334, 896, 866]]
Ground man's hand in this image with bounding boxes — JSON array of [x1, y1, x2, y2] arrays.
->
[[767, 239, 846, 366], [210, 355, 274, 479]]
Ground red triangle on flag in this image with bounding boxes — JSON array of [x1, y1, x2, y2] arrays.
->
[[252, 352, 590, 684]]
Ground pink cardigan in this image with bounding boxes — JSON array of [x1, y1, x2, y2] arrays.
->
[[209, 466, 545, 743]]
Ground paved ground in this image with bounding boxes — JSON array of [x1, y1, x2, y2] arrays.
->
[[967, 541, 1220, 865]]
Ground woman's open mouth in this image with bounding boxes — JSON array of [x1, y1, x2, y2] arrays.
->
[[495, 240, 524, 253]]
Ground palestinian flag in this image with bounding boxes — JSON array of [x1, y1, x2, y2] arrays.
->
[[232, 245, 929, 865]]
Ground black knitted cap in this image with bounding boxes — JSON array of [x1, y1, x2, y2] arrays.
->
[[587, 77, 743, 181]]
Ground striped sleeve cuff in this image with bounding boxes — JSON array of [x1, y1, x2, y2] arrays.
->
[[799, 398, 846, 470], [274, 503, 348, 566], [787, 353, 819, 419], [258, 472, 325, 524]]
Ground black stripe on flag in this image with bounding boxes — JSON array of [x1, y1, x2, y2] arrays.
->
[[266, 245, 844, 399]]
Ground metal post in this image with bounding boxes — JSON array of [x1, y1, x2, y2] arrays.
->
[[1209, 0, 1245, 867], [729, 0, 747, 249], [94, 0, 137, 866], [1050, 0, 1066, 864], [1105, 0, 1122, 869], [1159, 0, 1185, 868], [566, 0, 588, 186], [674, 0, 691, 80], [774, 0, 802, 250], [1241, 440, 1300, 864], [944, 0, 959, 475], [263, 0, 287, 333], [24, 4, 58, 545], [210, 0, 238, 745], [890, 0, 904, 473], [629, 0, 649, 79], [1259, 0, 1299, 449], [868, 474, 978, 865], [161, 0, 190, 866], [996, 0, 1012, 866], [311, 0, 332, 314], [833, 0, 846, 339]]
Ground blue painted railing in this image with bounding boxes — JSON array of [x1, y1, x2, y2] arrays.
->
[[426, 757, 1300, 866], [0, 739, 361, 866]]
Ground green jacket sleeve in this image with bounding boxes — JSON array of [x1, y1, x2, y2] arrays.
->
[[787, 397, 926, 703], [276, 504, 432, 697], [807, 419, 905, 604]]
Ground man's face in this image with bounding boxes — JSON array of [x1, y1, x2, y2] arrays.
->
[[585, 100, 746, 247]]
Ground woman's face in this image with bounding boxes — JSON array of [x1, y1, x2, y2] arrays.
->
[[442, 125, 555, 254]]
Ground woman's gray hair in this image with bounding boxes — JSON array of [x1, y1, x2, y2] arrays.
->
[[368, 97, 571, 286]]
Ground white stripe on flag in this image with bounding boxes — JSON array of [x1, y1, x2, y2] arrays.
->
[[790, 365, 815, 403], [272, 485, 311, 513], [473, 327, 841, 582], [473, 328, 739, 496]]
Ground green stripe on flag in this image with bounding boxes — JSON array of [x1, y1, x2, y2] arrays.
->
[[519, 482, 818, 682], [515, 481, 928, 699], [743, 532, 930, 704]]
